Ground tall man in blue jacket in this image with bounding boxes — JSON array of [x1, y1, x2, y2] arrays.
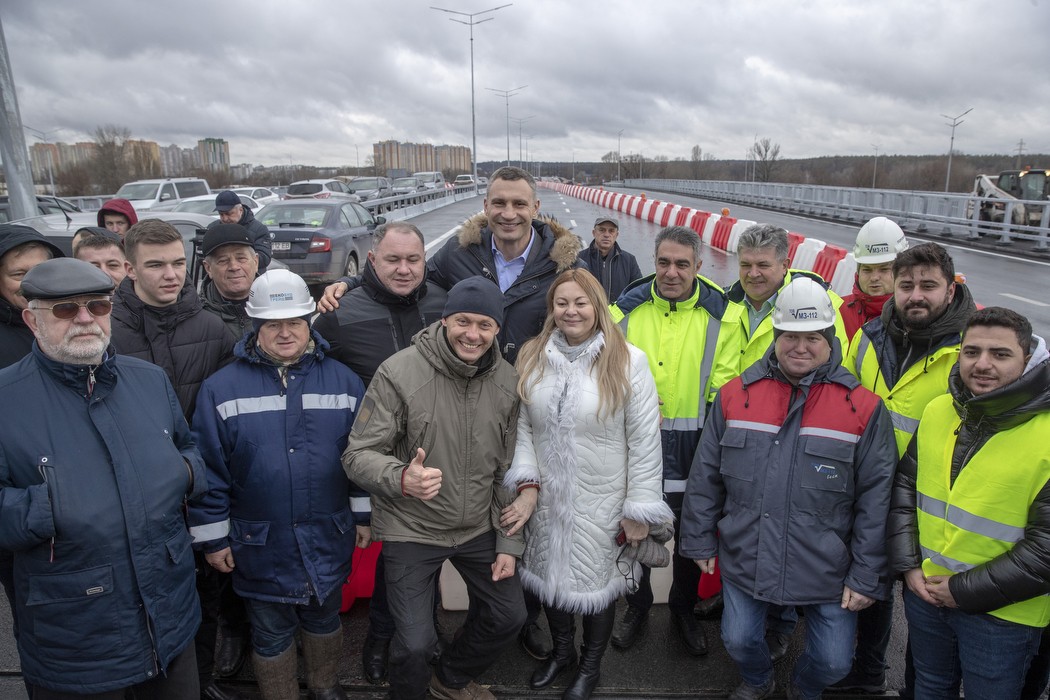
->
[[682, 278, 897, 700], [0, 258, 206, 698]]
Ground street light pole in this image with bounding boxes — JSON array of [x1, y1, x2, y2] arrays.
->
[[617, 129, 623, 181], [432, 4, 510, 195], [486, 85, 527, 167], [871, 143, 879, 189], [511, 115, 533, 168], [941, 107, 973, 193]]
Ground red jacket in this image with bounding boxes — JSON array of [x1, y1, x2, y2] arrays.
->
[[840, 279, 890, 344]]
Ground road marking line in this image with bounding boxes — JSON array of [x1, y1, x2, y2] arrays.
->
[[570, 220, 577, 229], [1001, 293, 1050, 307], [425, 225, 462, 252], [565, 208, 571, 213]]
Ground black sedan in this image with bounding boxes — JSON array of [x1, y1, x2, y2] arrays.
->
[[255, 200, 385, 284]]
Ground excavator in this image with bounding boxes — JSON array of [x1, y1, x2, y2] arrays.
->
[[970, 166, 1050, 225]]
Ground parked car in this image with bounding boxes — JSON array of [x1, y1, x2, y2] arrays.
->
[[347, 176, 392, 201], [255, 200, 384, 284], [157, 193, 260, 216], [0, 195, 82, 223], [230, 187, 279, 206], [113, 177, 211, 211], [415, 171, 447, 190], [284, 179, 360, 202], [390, 176, 427, 195], [13, 210, 216, 258]]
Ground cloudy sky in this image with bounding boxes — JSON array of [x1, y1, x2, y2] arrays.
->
[[3, 0, 1048, 168]]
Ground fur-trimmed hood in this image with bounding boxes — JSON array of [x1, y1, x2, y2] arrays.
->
[[458, 212, 581, 274]]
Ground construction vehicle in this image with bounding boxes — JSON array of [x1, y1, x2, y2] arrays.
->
[[970, 167, 1050, 225]]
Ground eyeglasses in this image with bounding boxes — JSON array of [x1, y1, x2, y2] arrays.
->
[[33, 299, 113, 320]]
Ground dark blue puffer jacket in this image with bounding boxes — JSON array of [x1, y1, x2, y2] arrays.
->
[[0, 345, 205, 694], [189, 330, 367, 604]]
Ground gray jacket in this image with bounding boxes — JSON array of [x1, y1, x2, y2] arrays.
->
[[341, 321, 523, 557], [680, 344, 897, 604]]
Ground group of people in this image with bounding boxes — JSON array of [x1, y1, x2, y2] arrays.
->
[[0, 165, 1047, 700]]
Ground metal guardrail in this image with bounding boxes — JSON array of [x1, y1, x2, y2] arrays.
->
[[626, 178, 1050, 250]]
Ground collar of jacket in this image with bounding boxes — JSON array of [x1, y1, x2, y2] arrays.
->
[[362, 259, 431, 307], [950, 336, 1050, 431], [111, 277, 204, 331], [881, 281, 976, 350], [847, 280, 891, 318], [458, 212, 580, 274], [32, 341, 117, 398], [615, 272, 729, 318], [415, 319, 500, 381], [201, 277, 248, 313]]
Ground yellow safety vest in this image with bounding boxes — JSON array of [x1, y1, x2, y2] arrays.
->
[[846, 333, 958, 458], [915, 394, 1050, 627], [723, 270, 849, 375]]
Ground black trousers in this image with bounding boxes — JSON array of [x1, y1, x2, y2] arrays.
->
[[383, 531, 526, 700]]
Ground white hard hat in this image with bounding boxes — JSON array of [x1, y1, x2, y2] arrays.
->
[[772, 277, 836, 332], [854, 217, 908, 264], [246, 269, 316, 319]]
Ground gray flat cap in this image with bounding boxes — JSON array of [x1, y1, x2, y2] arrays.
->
[[594, 216, 619, 229], [21, 258, 115, 301]]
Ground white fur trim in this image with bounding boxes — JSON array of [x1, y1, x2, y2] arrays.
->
[[520, 565, 628, 616], [503, 462, 541, 489], [622, 498, 675, 525]]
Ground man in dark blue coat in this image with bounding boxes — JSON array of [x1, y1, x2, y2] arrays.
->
[[577, 216, 642, 302], [0, 258, 206, 698]]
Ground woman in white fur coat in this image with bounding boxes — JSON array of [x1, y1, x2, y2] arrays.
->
[[502, 268, 673, 700]]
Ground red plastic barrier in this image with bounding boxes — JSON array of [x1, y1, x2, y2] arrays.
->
[[340, 541, 382, 611], [812, 244, 848, 282], [675, 207, 692, 226], [787, 232, 805, 264], [620, 196, 634, 213], [659, 204, 676, 227], [646, 201, 662, 222], [690, 211, 711, 236], [710, 216, 737, 250]]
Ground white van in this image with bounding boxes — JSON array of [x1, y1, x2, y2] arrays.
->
[[114, 177, 211, 211], [415, 172, 447, 190]]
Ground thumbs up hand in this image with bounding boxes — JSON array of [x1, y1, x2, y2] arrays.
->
[[402, 448, 443, 500]]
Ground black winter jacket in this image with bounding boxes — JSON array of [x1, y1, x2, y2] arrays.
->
[[426, 213, 582, 364], [199, 278, 251, 344], [578, 239, 642, 303], [110, 278, 234, 421], [314, 262, 447, 387], [888, 339, 1050, 613], [207, 206, 272, 272], [0, 296, 34, 370]]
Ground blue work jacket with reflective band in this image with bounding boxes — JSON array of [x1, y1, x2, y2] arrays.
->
[[611, 273, 738, 507], [916, 394, 1050, 627], [189, 331, 367, 604]]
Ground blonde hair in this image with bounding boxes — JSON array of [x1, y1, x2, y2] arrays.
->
[[516, 268, 631, 418]]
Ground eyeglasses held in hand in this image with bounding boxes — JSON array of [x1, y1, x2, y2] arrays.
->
[[35, 299, 113, 320]]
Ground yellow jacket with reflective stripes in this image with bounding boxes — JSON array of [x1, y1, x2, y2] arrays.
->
[[723, 270, 849, 375], [610, 274, 740, 497], [846, 325, 959, 458], [915, 394, 1050, 627]]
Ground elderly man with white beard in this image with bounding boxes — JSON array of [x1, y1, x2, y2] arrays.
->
[[0, 258, 206, 699]]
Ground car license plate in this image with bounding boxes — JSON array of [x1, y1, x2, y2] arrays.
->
[[272, 242, 291, 251]]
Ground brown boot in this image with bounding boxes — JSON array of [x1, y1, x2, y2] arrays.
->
[[251, 645, 300, 700], [301, 628, 348, 700]]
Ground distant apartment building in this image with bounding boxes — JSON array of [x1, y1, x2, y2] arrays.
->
[[30, 141, 96, 182], [198, 138, 230, 172], [373, 140, 470, 176], [160, 144, 201, 176]]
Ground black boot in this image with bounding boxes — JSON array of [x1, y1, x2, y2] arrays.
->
[[562, 606, 615, 700], [530, 608, 577, 689]]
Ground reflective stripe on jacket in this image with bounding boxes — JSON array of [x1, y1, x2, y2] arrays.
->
[[610, 274, 738, 500], [915, 394, 1050, 627], [846, 321, 958, 457]]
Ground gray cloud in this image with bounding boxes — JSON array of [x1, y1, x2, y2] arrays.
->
[[3, 0, 1048, 168]]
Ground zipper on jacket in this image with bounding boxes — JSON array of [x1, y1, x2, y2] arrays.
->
[[37, 463, 56, 562]]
